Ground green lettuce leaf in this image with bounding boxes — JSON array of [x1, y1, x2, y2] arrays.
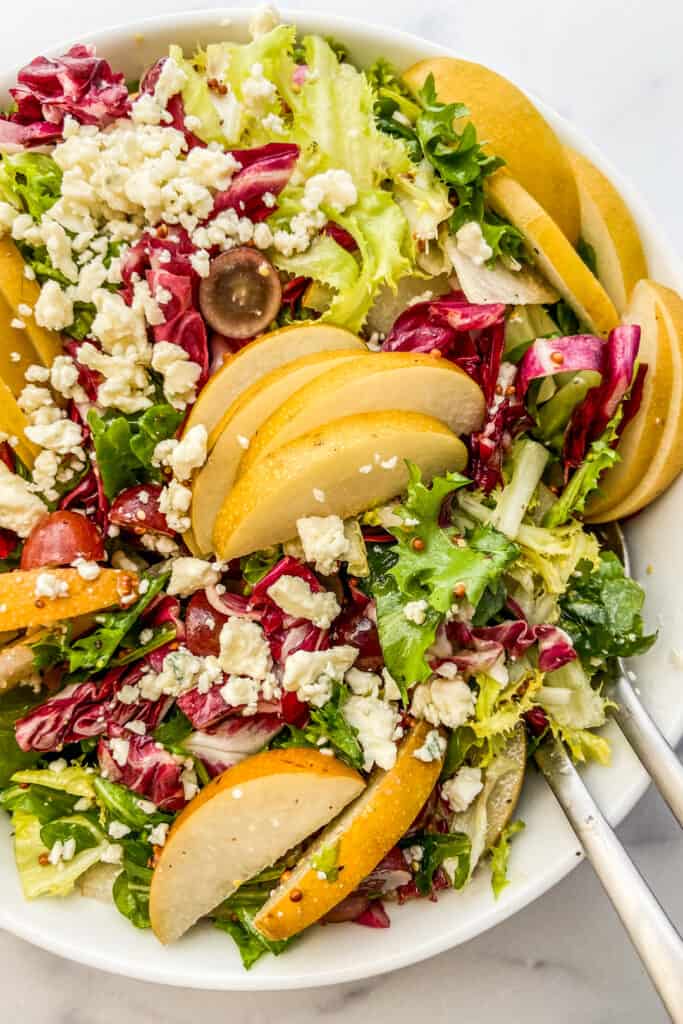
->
[[93, 776, 171, 831], [168, 45, 225, 144], [272, 683, 364, 770], [543, 414, 622, 528], [12, 810, 106, 899], [0, 688, 43, 786], [112, 838, 154, 929], [400, 831, 471, 895], [273, 232, 360, 302], [1, 783, 79, 823], [88, 404, 183, 500], [320, 188, 413, 332], [12, 765, 96, 799], [559, 552, 656, 662], [0, 153, 62, 220], [215, 907, 293, 969], [64, 570, 169, 674], [489, 819, 525, 898]]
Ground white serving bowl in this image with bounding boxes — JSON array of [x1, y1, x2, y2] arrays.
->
[[1, 6, 682, 992]]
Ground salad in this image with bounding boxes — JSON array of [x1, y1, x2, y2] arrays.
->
[[0, 5, 674, 970]]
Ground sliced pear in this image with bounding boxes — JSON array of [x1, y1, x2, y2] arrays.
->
[[445, 236, 559, 306], [587, 281, 683, 522], [149, 748, 364, 944], [565, 148, 648, 314], [254, 721, 443, 941], [183, 323, 365, 442], [0, 377, 39, 469], [483, 723, 527, 848], [585, 280, 674, 520], [191, 349, 369, 554], [0, 297, 41, 396], [486, 172, 619, 337], [213, 411, 468, 560], [240, 352, 485, 475], [0, 238, 62, 366], [0, 568, 138, 630], [402, 57, 580, 242]]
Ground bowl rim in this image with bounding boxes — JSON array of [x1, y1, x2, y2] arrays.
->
[[1, 5, 682, 991]]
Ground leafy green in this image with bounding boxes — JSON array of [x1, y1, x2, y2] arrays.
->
[[367, 59, 422, 161], [389, 466, 519, 613], [112, 622, 176, 667], [1, 783, 78, 823], [93, 776, 171, 831], [274, 233, 360, 309], [215, 908, 293, 969], [559, 552, 656, 662], [489, 819, 525, 898], [112, 839, 154, 929], [400, 831, 471, 895], [0, 687, 43, 786], [311, 841, 341, 882], [40, 813, 103, 856], [0, 153, 62, 220], [548, 299, 581, 336], [273, 683, 364, 770], [440, 725, 481, 780], [62, 571, 169, 673], [320, 188, 413, 332], [12, 809, 107, 899], [241, 548, 281, 588], [87, 404, 183, 500], [153, 708, 193, 752], [543, 414, 622, 528], [12, 764, 96, 799], [169, 45, 225, 145]]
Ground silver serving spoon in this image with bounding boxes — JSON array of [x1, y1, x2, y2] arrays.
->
[[535, 523, 683, 1019]]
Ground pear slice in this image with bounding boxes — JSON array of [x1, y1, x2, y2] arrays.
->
[[0, 568, 138, 630], [587, 281, 683, 522], [0, 238, 62, 366], [254, 721, 443, 941], [239, 352, 485, 475], [0, 296, 41, 396], [585, 280, 674, 520], [149, 748, 364, 944], [401, 57, 580, 242], [445, 237, 559, 306], [190, 349, 369, 554], [0, 377, 39, 469], [565, 148, 648, 314], [213, 411, 467, 560], [183, 322, 365, 442], [486, 171, 618, 337]]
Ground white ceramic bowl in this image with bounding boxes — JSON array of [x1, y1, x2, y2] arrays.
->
[[1, 6, 682, 992]]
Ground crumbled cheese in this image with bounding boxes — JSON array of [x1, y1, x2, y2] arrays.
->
[[455, 221, 493, 266], [253, 222, 273, 249], [302, 169, 358, 214], [282, 645, 358, 707], [50, 354, 87, 403], [110, 737, 130, 767], [220, 674, 261, 714], [151, 341, 201, 409], [73, 558, 101, 581], [125, 720, 146, 737], [34, 572, 69, 600], [158, 479, 192, 533], [404, 599, 428, 626], [181, 761, 198, 801], [169, 424, 207, 481], [242, 62, 278, 112], [410, 677, 475, 730], [189, 248, 211, 278], [442, 766, 483, 812], [342, 694, 401, 771], [267, 574, 340, 629], [108, 820, 132, 839], [140, 647, 220, 700], [296, 514, 350, 575], [148, 822, 169, 847], [413, 728, 447, 763], [34, 280, 74, 331], [218, 617, 272, 680], [25, 417, 83, 455], [0, 462, 47, 537], [345, 667, 381, 697], [100, 843, 123, 864], [168, 556, 220, 597]]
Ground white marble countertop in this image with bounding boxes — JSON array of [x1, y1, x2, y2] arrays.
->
[[1, 0, 683, 1019]]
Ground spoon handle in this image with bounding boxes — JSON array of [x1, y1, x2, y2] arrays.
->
[[536, 738, 683, 1021], [614, 670, 683, 828]]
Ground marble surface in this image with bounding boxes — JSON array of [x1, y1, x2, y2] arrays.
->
[[1, 0, 683, 1019]]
